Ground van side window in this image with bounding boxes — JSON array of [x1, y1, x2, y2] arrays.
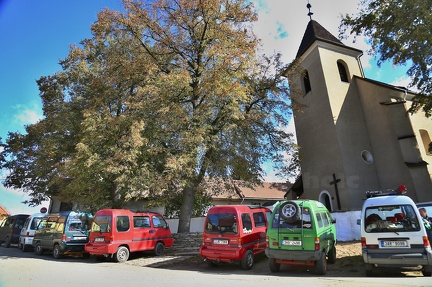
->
[[133, 216, 151, 228], [316, 213, 324, 228], [322, 213, 330, 227], [152, 215, 167, 228], [241, 213, 253, 232], [47, 217, 58, 230], [116, 216, 130, 232], [253, 212, 266, 227]]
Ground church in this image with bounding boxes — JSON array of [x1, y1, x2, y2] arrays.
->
[[288, 19, 432, 211]]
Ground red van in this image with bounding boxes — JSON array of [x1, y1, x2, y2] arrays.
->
[[85, 209, 174, 262], [199, 205, 271, 269]]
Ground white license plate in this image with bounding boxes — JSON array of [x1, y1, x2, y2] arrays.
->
[[381, 240, 408, 247], [282, 240, 302, 246], [73, 236, 87, 240], [95, 237, 105, 242], [213, 239, 228, 245]]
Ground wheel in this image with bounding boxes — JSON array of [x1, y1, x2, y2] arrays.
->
[[153, 242, 165, 256], [95, 255, 107, 262], [365, 264, 374, 277], [422, 269, 432, 277], [114, 246, 129, 263], [4, 236, 11, 248], [53, 244, 63, 259], [240, 250, 254, 270], [206, 259, 216, 267], [327, 244, 336, 264], [34, 243, 44, 255], [269, 258, 281, 272], [314, 251, 327, 275], [279, 201, 300, 223]]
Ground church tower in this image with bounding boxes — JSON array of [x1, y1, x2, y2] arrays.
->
[[289, 18, 432, 211]]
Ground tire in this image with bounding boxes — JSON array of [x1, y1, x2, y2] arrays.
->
[[279, 201, 301, 223], [114, 246, 129, 263], [365, 264, 374, 277], [314, 252, 327, 275], [153, 242, 165, 256], [422, 269, 432, 277], [4, 237, 11, 248], [240, 250, 254, 270], [206, 259, 216, 267], [269, 258, 281, 273], [53, 244, 63, 259], [34, 243, 44, 255], [327, 244, 336, 264]]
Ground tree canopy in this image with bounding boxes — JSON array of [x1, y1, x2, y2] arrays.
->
[[0, 0, 298, 232], [339, 0, 432, 117]]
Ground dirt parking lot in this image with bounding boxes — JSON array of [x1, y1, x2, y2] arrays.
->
[[125, 240, 424, 277]]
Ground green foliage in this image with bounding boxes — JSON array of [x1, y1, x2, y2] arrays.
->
[[0, 0, 297, 231], [339, 0, 432, 117]]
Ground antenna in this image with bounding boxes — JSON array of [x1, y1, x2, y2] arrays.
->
[[307, 1, 313, 20]]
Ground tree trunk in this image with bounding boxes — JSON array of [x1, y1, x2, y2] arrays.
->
[[177, 184, 196, 233]]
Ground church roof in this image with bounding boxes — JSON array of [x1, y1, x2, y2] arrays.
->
[[296, 20, 361, 58]]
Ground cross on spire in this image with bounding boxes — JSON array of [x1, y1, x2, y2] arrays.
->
[[307, 1, 313, 20]]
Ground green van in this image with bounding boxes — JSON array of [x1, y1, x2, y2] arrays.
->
[[33, 211, 93, 259], [265, 200, 337, 275]]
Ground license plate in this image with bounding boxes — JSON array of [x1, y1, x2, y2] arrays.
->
[[381, 240, 408, 247], [282, 240, 302, 246], [73, 236, 87, 240], [95, 237, 105, 242], [213, 239, 228, 245]]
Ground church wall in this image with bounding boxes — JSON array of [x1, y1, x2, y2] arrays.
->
[[355, 80, 427, 202]]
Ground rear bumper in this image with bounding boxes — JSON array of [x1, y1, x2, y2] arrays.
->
[[265, 248, 321, 261], [85, 243, 118, 255], [362, 247, 432, 269], [60, 242, 87, 253], [200, 246, 245, 261]]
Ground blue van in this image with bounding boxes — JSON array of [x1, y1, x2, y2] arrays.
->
[[33, 211, 93, 258]]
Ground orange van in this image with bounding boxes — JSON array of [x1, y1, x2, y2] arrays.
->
[[85, 209, 174, 262], [199, 205, 271, 269]]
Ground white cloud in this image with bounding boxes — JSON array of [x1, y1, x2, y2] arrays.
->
[[12, 102, 43, 126]]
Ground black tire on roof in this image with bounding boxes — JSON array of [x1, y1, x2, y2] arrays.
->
[[279, 201, 301, 223]]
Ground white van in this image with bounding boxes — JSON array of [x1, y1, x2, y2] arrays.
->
[[18, 211, 47, 251], [359, 186, 432, 276]]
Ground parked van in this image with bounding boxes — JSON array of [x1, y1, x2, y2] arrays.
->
[[199, 205, 271, 270], [0, 214, 29, 247], [33, 210, 93, 259], [265, 200, 337, 275], [19, 210, 48, 251], [85, 209, 174, 263], [359, 186, 432, 276]]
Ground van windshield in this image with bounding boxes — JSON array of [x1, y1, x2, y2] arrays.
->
[[91, 216, 112, 233], [205, 213, 238, 234], [364, 204, 421, 233]]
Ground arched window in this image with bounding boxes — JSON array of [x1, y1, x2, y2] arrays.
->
[[303, 70, 311, 94], [419, 129, 432, 155], [337, 61, 349, 82]]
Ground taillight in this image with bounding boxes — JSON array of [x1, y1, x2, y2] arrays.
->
[[423, 236, 430, 247], [26, 232, 30, 237], [266, 236, 269, 248], [361, 237, 366, 247], [315, 237, 320, 251], [238, 237, 242, 247]]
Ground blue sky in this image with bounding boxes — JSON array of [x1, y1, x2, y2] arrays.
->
[[0, 0, 411, 214]]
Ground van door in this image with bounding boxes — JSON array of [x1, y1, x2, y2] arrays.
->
[[150, 214, 172, 249], [252, 211, 268, 253], [40, 216, 59, 249], [114, 214, 131, 247], [131, 215, 152, 252]]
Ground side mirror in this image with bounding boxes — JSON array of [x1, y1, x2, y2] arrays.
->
[[357, 219, 361, 225], [331, 218, 336, 224]]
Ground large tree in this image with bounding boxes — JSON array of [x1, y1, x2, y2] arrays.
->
[[339, 0, 432, 116], [1, 0, 297, 232]]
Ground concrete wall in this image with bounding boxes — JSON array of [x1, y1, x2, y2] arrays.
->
[[168, 210, 361, 242]]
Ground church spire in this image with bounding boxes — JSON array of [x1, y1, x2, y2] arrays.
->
[[307, 1, 313, 20]]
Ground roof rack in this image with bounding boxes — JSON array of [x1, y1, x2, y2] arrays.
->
[[366, 185, 407, 198]]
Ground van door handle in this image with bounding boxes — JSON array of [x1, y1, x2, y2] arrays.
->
[[149, 230, 156, 234]]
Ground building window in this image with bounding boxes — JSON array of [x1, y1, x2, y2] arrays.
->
[[303, 70, 311, 94], [419, 129, 432, 155], [337, 61, 349, 82], [361, 150, 373, 164]]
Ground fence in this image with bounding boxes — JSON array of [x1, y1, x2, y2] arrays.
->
[[167, 210, 361, 241]]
